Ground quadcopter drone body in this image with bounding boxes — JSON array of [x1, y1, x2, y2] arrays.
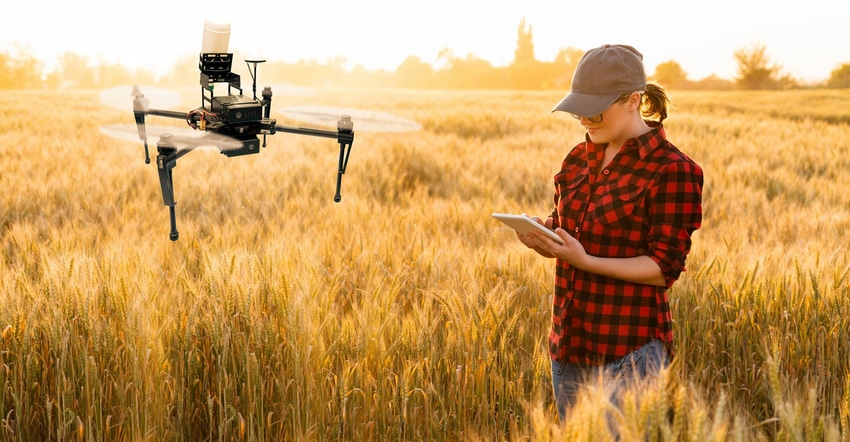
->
[[130, 22, 354, 241]]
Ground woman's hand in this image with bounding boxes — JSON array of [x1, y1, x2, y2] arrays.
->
[[525, 223, 588, 266], [520, 218, 666, 286], [516, 216, 577, 260]]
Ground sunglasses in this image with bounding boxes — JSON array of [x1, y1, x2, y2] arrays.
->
[[569, 113, 603, 123]]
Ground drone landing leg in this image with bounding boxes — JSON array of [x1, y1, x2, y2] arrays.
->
[[156, 163, 180, 241], [334, 140, 353, 203], [168, 206, 179, 241], [156, 136, 181, 241]]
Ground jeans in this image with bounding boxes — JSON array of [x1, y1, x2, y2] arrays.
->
[[550, 339, 669, 423]]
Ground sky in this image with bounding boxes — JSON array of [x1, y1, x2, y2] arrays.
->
[[3, 0, 849, 84]]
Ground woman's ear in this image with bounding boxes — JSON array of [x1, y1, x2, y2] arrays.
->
[[629, 92, 642, 111]]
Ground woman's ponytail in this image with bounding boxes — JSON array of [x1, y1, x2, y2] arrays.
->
[[641, 82, 672, 122]]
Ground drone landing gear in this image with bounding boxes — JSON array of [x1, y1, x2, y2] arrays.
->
[[155, 134, 189, 241], [334, 136, 353, 202], [167, 207, 179, 242]]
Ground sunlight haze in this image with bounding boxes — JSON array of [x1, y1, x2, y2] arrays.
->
[[4, 0, 849, 83]]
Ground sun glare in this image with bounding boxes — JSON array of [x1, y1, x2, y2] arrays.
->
[[2, 0, 848, 84]]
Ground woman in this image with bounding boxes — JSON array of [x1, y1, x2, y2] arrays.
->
[[516, 44, 703, 423]]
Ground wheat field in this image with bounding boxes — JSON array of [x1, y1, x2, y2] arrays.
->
[[1, 87, 849, 441]]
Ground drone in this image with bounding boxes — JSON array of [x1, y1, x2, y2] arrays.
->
[[122, 21, 354, 241]]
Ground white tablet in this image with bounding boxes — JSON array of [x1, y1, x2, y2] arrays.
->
[[491, 213, 565, 244]]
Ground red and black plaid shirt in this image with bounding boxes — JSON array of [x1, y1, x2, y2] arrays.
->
[[549, 122, 703, 364]]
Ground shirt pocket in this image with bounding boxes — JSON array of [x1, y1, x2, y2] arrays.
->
[[555, 173, 587, 230], [590, 181, 648, 231]]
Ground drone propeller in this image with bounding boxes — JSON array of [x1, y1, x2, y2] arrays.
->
[[279, 105, 421, 133], [99, 123, 243, 153], [99, 85, 184, 113]]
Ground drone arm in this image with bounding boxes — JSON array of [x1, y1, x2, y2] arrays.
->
[[272, 117, 354, 202], [272, 123, 348, 140], [143, 109, 191, 120], [133, 107, 199, 164]]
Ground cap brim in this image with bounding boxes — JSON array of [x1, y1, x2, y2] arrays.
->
[[551, 92, 620, 117]]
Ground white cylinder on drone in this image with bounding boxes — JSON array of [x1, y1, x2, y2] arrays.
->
[[201, 19, 231, 53]]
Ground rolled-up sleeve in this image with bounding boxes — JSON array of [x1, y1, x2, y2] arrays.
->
[[647, 158, 704, 287]]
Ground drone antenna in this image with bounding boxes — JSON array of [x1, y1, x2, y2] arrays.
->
[[245, 59, 266, 100]]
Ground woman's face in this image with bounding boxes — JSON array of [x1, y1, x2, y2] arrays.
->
[[579, 93, 640, 146]]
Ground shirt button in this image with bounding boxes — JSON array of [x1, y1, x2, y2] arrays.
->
[[603, 169, 610, 175], [574, 227, 580, 233]]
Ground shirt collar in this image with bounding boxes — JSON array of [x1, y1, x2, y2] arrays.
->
[[584, 120, 667, 160], [634, 121, 666, 159]]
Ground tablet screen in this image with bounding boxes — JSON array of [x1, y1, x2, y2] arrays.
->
[[492, 213, 565, 244]]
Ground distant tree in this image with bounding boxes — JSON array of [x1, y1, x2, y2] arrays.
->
[[436, 50, 500, 89], [514, 18, 535, 64], [0, 53, 15, 88], [827, 62, 850, 88], [348, 64, 391, 88], [395, 55, 435, 88], [93, 61, 134, 88], [652, 60, 689, 89], [159, 54, 200, 87], [690, 74, 734, 91], [0, 45, 43, 89], [508, 19, 548, 89], [733, 42, 796, 90], [549, 47, 584, 89], [133, 67, 157, 86], [57, 52, 96, 89], [260, 57, 351, 87]]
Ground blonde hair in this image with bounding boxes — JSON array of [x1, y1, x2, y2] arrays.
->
[[640, 82, 671, 122], [611, 81, 671, 123]]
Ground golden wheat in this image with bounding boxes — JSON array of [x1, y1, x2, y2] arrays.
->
[[1, 87, 848, 440]]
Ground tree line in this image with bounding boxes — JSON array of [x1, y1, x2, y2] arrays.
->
[[3, 20, 850, 91]]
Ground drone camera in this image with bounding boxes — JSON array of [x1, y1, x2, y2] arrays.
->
[[222, 135, 261, 158]]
